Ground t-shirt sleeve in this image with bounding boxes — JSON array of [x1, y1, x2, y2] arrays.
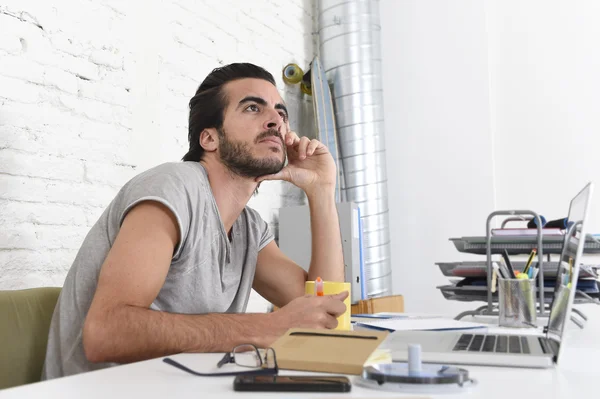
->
[[258, 219, 274, 251], [117, 172, 192, 260], [244, 207, 274, 251]]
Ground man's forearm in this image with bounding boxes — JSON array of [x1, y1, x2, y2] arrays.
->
[[83, 305, 274, 364], [305, 187, 345, 282]]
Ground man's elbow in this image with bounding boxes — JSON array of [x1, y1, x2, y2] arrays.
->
[[82, 312, 112, 363]]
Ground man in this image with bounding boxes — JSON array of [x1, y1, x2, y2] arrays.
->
[[42, 63, 347, 380]]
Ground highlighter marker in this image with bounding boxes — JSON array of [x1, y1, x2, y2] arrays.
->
[[315, 277, 324, 296]]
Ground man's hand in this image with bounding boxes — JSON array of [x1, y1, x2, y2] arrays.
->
[[262, 291, 348, 345], [256, 129, 337, 196]]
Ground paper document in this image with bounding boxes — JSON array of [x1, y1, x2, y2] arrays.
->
[[354, 318, 487, 332], [351, 313, 443, 324], [363, 349, 392, 367]]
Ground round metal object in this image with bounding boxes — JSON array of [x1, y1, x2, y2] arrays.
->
[[357, 363, 476, 394]]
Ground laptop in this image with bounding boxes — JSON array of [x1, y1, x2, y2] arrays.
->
[[384, 182, 594, 368]]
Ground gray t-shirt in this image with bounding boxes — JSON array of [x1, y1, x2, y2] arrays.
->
[[42, 161, 274, 380]]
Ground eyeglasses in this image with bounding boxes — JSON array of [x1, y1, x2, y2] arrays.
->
[[163, 344, 278, 377]]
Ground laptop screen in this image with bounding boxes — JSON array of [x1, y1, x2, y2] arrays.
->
[[545, 183, 593, 346]]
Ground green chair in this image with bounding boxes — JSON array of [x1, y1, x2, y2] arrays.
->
[[0, 287, 61, 390]]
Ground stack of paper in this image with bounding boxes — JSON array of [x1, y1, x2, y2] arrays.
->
[[353, 317, 487, 332]]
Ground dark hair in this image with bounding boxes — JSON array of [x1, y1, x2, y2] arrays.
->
[[182, 63, 276, 162]]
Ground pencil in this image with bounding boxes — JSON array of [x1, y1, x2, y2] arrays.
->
[[568, 257, 573, 284], [523, 248, 537, 274]]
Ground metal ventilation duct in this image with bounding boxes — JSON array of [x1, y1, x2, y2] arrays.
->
[[317, 0, 392, 297]]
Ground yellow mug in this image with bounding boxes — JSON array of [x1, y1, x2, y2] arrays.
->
[[304, 280, 351, 331]]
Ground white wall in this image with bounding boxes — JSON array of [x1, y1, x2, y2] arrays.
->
[[0, 0, 317, 312], [380, 0, 600, 315], [488, 0, 600, 229], [380, 0, 496, 315]]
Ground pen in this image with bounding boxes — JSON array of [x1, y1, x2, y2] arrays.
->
[[523, 248, 537, 274], [498, 258, 509, 279], [502, 250, 517, 278], [568, 257, 573, 284], [315, 277, 324, 296]]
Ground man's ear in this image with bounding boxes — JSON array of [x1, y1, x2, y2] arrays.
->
[[199, 128, 218, 152]]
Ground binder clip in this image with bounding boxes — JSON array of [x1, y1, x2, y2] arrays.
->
[[356, 344, 476, 394]]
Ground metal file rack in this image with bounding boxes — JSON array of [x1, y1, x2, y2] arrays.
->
[[439, 209, 600, 327]]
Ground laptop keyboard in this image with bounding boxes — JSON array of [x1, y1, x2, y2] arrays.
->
[[453, 334, 531, 354]]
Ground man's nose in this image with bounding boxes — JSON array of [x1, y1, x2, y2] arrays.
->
[[263, 109, 282, 131]]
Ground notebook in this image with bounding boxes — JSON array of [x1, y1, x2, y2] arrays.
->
[[270, 328, 388, 375]]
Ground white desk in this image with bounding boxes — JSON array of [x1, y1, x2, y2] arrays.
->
[[2, 306, 599, 398]]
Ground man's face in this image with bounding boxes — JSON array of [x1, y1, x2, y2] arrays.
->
[[217, 78, 288, 178]]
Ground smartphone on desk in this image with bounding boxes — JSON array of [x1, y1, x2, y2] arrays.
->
[[233, 375, 351, 392]]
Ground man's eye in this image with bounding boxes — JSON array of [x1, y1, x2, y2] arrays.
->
[[279, 112, 288, 121], [247, 104, 259, 112]]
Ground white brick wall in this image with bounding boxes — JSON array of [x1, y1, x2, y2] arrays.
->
[[0, 0, 317, 312]]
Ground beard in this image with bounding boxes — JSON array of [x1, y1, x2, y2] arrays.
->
[[217, 127, 287, 178]]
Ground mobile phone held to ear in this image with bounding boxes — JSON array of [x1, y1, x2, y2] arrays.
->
[[233, 375, 352, 392]]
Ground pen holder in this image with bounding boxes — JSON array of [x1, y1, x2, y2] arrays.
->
[[497, 278, 537, 328]]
